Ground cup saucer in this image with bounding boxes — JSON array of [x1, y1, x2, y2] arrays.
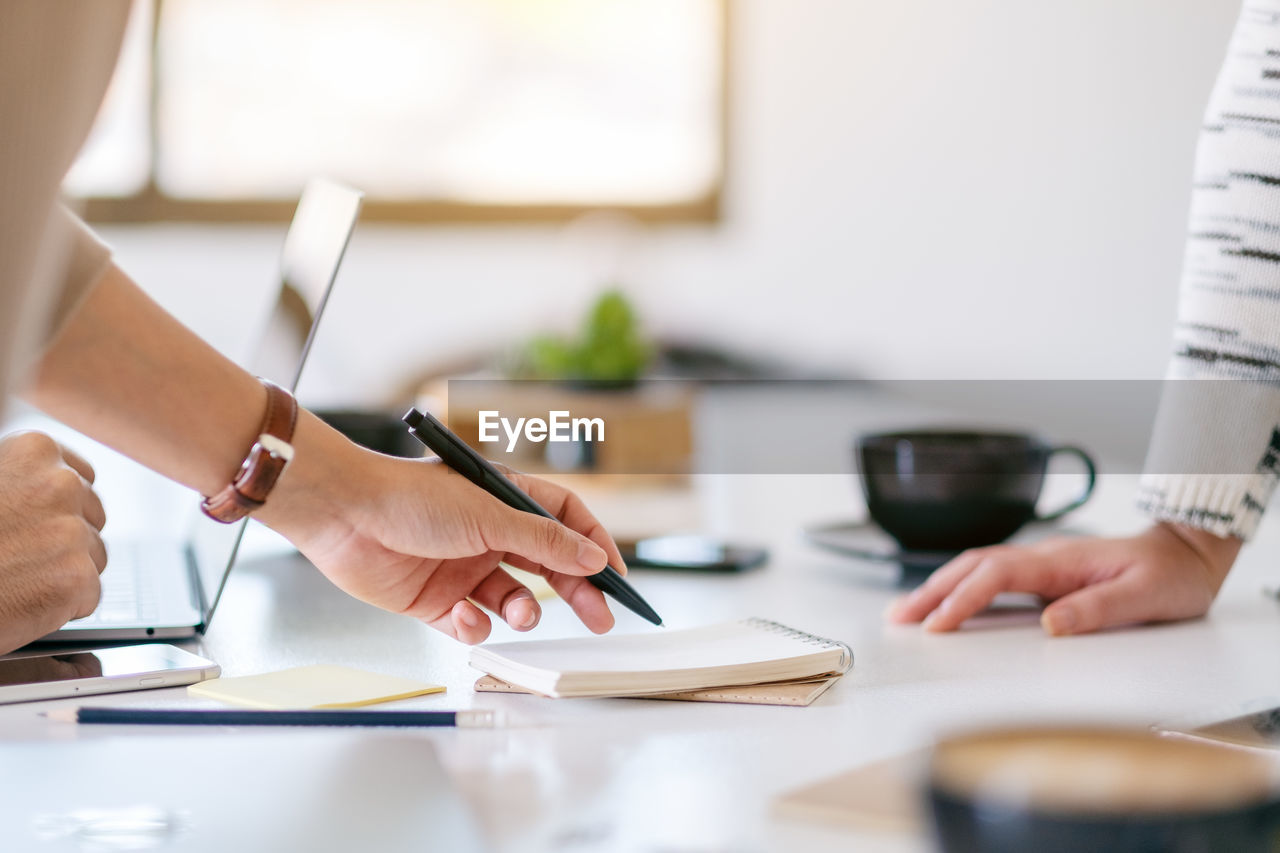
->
[[801, 518, 1075, 574]]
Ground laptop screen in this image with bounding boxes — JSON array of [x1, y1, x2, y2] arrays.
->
[[190, 179, 363, 629]]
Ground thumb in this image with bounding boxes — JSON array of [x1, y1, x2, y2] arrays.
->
[[1041, 574, 1151, 636], [482, 508, 607, 576]]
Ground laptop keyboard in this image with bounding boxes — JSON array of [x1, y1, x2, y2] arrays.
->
[[70, 541, 161, 626]]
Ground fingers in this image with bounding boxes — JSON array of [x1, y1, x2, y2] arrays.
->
[[441, 600, 492, 645], [53, 444, 105, 529], [418, 588, 494, 644], [481, 506, 607, 578], [24, 436, 106, 530], [46, 464, 103, 529], [497, 553, 616, 633], [507, 470, 627, 574], [56, 444, 96, 485], [78, 480, 106, 532], [446, 554, 608, 636], [408, 556, 540, 642], [85, 523, 108, 574], [65, 520, 106, 620], [886, 549, 987, 624], [469, 567, 540, 632], [1041, 565, 1210, 636], [69, 554, 103, 620], [540, 570, 615, 634], [1041, 576, 1134, 636], [918, 554, 1049, 632], [889, 543, 1097, 633]]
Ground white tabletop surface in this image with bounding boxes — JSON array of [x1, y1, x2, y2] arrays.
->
[[3, 458, 1280, 852]]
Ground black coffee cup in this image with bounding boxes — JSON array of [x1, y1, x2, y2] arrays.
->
[[927, 727, 1280, 853], [856, 430, 1096, 552]]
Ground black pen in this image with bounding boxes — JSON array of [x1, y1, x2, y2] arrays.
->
[[46, 707, 503, 727], [402, 407, 663, 626]]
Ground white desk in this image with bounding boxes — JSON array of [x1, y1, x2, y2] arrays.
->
[[3, 471, 1280, 852]]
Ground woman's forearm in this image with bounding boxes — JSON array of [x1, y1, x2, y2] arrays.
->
[[17, 260, 624, 644], [1137, 3, 1280, 542], [22, 262, 269, 500]]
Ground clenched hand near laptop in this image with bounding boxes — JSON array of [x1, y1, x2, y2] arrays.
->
[[0, 433, 108, 652]]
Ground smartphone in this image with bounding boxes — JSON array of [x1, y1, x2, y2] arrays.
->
[[0, 644, 219, 705], [617, 535, 768, 573]]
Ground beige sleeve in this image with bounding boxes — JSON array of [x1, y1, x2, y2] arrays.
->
[[0, 1, 129, 398], [45, 206, 113, 339]]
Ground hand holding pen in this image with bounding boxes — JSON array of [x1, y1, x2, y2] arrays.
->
[[254, 406, 642, 644], [403, 408, 663, 627]]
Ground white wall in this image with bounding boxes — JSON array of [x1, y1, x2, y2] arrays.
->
[[99, 0, 1241, 405]]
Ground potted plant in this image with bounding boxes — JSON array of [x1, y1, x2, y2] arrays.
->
[[519, 289, 652, 389]]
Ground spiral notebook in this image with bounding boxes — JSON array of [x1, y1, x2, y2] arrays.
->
[[469, 619, 853, 700]]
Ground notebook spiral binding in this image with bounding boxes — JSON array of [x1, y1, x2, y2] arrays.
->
[[744, 618, 854, 674]]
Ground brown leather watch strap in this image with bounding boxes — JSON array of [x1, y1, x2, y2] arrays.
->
[[200, 379, 299, 524]]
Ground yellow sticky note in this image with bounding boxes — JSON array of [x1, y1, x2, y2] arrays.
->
[[188, 665, 446, 710]]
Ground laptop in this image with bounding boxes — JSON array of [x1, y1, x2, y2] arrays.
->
[[42, 177, 363, 642]]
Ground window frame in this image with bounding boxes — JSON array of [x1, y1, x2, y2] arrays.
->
[[79, 0, 731, 226]]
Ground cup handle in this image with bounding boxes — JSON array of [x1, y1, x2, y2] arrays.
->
[[1034, 446, 1097, 523]]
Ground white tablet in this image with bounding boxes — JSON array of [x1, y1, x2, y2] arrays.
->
[[0, 644, 219, 705]]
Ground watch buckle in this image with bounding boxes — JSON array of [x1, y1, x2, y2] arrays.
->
[[257, 433, 295, 464]]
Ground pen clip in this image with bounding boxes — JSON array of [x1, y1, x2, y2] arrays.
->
[[403, 408, 487, 484]]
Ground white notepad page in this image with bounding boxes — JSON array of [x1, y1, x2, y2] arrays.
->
[[470, 619, 853, 698]]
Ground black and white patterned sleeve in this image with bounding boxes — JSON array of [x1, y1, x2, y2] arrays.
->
[[1139, 1, 1280, 540]]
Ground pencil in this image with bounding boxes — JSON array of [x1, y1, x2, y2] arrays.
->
[[44, 707, 503, 727]]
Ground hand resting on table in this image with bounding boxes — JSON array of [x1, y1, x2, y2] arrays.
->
[[886, 523, 1241, 636]]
